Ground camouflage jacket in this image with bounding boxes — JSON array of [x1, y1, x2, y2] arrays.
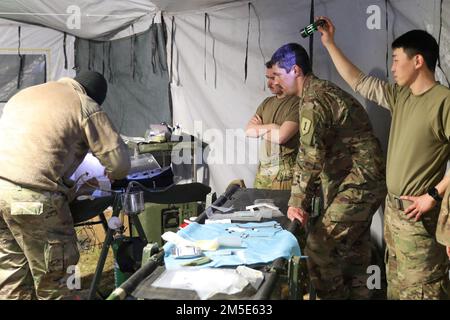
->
[[288, 74, 386, 214]]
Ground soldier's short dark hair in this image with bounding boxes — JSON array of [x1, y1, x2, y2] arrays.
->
[[392, 30, 439, 72], [265, 60, 274, 69], [270, 43, 312, 75]]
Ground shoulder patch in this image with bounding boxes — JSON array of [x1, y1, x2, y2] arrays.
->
[[301, 117, 312, 135]]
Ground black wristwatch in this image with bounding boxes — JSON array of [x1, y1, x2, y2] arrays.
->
[[427, 187, 442, 202]]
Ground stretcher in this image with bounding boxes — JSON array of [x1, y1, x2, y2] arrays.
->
[[107, 184, 305, 300]]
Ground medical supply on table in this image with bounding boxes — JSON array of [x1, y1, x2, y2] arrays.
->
[[236, 266, 264, 290], [211, 205, 234, 213], [194, 239, 220, 251], [171, 246, 203, 259], [152, 268, 250, 300], [181, 256, 212, 267], [206, 200, 284, 221], [163, 221, 301, 269]]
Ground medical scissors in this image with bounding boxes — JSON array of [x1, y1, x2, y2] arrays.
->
[[226, 226, 282, 238], [239, 233, 272, 239], [235, 223, 282, 231]]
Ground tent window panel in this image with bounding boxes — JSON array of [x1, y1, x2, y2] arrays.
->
[[0, 55, 46, 102], [75, 23, 171, 137]]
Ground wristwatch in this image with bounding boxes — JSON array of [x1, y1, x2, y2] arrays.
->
[[427, 187, 442, 202]]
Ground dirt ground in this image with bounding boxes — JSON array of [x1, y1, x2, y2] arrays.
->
[[74, 225, 116, 300]]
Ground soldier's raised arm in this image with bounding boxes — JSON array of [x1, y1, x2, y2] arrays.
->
[[317, 16, 362, 89], [318, 16, 397, 111]]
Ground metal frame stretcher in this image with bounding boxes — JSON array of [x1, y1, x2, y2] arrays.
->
[[107, 184, 306, 300]]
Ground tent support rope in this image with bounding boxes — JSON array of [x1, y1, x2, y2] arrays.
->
[[244, 2, 251, 82], [17, 26, 24, 89]]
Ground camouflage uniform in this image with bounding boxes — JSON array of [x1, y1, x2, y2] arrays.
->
[[0, 77, 130, 299], [353, 73, 450, 300], [254, 151, 297, 190], [437, 185, 450, 247], [253, 95, 300, 190], [289, 74, 386, 299], [0, 180, 79, 299], [384, 197, 448, 300]]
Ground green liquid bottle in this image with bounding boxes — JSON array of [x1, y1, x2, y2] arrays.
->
[[300, 19, 326, 38]]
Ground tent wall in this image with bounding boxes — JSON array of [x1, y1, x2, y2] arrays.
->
[[0, 19, 75, 114], [166, 0, 308, 195], [74, 19, 171, 137]]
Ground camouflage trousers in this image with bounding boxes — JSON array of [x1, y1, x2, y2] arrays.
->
[[0, 180, 79, 300], [305, 214, 373, 300], [254, 153, 296, 190], [384, 196, 449, 300]]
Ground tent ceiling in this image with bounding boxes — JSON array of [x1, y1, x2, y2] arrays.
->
[[0, 0, 241, 39], [0, 0, 156, 39], [151, 0, 240, 12]]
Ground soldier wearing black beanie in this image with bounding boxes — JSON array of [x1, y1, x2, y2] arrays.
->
[[0, 68, 130, 300], [74, 70, 108, 105]]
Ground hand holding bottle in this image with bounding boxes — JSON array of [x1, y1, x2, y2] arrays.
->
[[315, 16, 336, 48]]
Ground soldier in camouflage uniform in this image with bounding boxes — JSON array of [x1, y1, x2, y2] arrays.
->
[[320, 17, 450, 299], [246, 61, 300, 190], [0, 71, 130, 299], [270, 43, 387, 299]]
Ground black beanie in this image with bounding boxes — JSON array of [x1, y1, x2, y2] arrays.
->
[[74, 71, 108, 105]]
